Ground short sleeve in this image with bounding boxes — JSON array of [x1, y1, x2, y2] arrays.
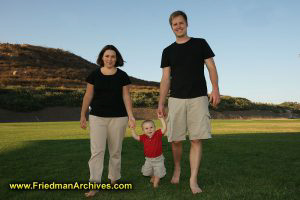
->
[[139, 134, 146, 143], [156, 129, 163, 137], [202, 39, 215, 59], [86, 70, 96, 85], [121, 71, 131, 86], [160, 49, 169, 68]]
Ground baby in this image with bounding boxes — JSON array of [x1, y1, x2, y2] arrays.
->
[[130, 117, 167, 188]]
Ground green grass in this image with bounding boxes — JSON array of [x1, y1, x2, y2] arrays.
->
[[0, 119, 300, 199]]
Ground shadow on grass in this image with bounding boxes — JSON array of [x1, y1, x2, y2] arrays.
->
[[1, 133, 299, 200]]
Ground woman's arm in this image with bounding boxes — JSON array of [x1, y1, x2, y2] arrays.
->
[[122, 85, 136, 128], [80, 83, 94, 129]]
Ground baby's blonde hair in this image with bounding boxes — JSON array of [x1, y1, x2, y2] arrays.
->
[[141, 120, 155, 130]]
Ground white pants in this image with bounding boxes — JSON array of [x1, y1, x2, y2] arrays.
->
[[88, 115, 128, 183]]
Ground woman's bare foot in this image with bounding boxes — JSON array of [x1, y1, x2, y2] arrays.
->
[[190, 178, 202, 194], [84, 190, 98, 198], [170, 167, 180, 184]]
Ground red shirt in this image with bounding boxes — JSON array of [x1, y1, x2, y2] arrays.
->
[[140, 129, 163, 158]]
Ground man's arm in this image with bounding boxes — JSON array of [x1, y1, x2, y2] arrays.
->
[[157, 67, 171, 117], [205, 57, 220, 107], [158, 117, 167, 135], [130, 128, 140, 141]]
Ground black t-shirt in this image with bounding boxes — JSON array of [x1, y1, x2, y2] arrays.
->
[[160, 37, 215, 98], [86, 68, 131, 117]]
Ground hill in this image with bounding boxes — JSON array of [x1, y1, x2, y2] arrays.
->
[[0, 43, 159, 87], [0, 43, 299, 121]]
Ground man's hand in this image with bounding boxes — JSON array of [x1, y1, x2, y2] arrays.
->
[[209, 89, 221, 108], [80, 116, 87, 129], [157, 104, 166, 118]]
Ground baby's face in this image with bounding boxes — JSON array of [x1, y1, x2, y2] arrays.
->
[[142, 122, 156, 137]]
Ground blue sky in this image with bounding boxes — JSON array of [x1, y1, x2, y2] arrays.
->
[[1, 0, 299, 104]]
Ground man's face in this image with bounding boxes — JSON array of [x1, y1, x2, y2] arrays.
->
[[171, 15, 188, 38]]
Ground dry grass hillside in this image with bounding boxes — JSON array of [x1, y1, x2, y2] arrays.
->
[[0, 43, 159, 88], [1, 43, 299, 121]]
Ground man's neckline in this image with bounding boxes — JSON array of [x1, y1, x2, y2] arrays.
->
[[175, 37, 192, 44]]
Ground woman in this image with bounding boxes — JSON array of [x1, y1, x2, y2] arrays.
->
[[80, 45, 135, 197]]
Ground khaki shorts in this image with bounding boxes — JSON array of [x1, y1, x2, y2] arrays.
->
[[167, 96, 212, 142], [141, 155, 166, 178]]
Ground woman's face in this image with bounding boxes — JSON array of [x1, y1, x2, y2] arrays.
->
[[102, 50, 117, 68]]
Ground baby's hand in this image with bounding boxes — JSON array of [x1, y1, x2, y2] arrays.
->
[[157, 113, 161, 118], [158, 116, 164, 120]]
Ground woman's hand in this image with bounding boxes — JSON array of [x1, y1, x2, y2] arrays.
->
[[128, 117, 136, 129]]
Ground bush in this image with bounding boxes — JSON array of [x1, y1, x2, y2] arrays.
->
[[0, 86, 299, 113], [0, 87, 84, 112], [279, 102, 300, 114], [131, 90, 159, 108], [212, 96, 255, 111]]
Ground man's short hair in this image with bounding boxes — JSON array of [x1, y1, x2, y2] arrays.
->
[[169, 10, 188, 26]]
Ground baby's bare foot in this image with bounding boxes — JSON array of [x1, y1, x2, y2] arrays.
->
[[150, 176, 154, 183]]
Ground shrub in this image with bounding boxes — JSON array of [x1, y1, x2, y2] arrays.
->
[[0, 86, 299, 114], [0, 87, 84, 112]]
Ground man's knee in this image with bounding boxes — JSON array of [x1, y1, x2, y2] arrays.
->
[[172, 141, 182, 145], [190, 139, 202, 146], [172, 141, 182, 148]]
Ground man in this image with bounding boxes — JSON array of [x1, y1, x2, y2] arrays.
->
[[157, 10, 220, 194]]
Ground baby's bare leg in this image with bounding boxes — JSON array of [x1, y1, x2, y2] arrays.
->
[[153, 176, 160, 188], [150, 176, 154, 183]]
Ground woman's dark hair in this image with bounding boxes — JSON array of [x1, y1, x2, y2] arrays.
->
[[96, 45, 124, 67], [169, 10, 188, 26]]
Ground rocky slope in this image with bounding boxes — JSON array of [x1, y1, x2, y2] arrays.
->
[[0, 43, 159, 87]]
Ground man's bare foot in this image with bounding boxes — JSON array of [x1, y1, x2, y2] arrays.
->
[[190, 178, 202, 194], [85, 190, 98, 198], [111, 180, 117, 186], [150, 176, 154, 183], [170, 167, 180, 184], [190, 185, 202, 194]]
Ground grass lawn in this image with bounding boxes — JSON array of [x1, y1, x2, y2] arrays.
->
[[0, 119, 299, 200]]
